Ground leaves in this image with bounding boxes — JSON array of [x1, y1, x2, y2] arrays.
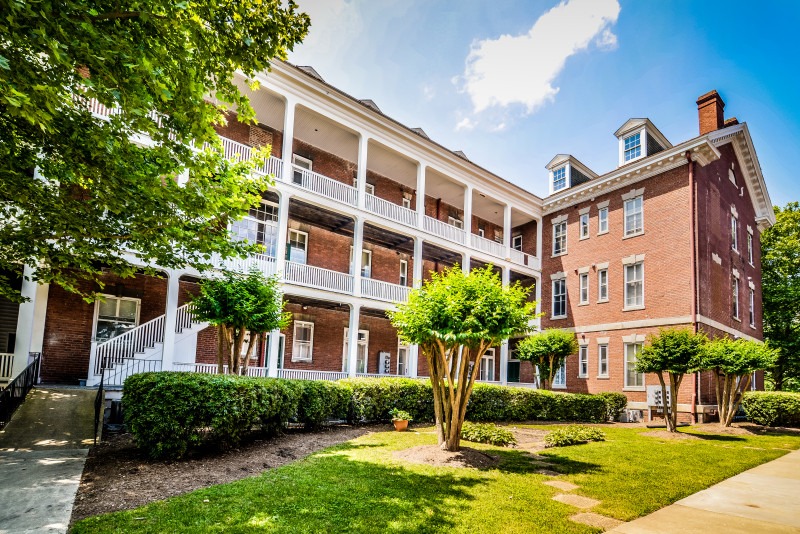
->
[[637, 328, 707, 375], [515, 329, 578, 389]]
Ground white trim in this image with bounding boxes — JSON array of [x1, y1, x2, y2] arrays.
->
[[621, 187, 645, 201], [291, 320, 314, 362], [399, 259, 408, 286], [551, 278, 567, 319], [624, 261, 645, 311], [712, 253, 722, 265], [578, 345, 589, 378], [623, 341, 645, 390], [597, 343, 609, 378], [597, 268, 609, 303], [397, 343, 410, 376], [696, 315, 761, 342], [291, 153, 313, 171], [747, 225, 754, 235], [622, 334, 646, 343], [622, 254, 646, 265], [748, 280, 756, 290], [595, 261, 610, 270], [566, 315, 693, 334], [552, 220, 567, 257], [579, 212, 590, 240], [343, 327, 370, 373], [596, 200, 610, 209], [597, 206, 609, 235], [552, 214, 568, 225], [287, 228, 309, 264], [577, 266, 590, 274], [579, 272, 589, 305], [92, 295, 141, 342], [550, 271, 566, 281], [579, 206, 591, 215], [732, 268, 740, 279], [730, 205, 739, 218], [596, 337, 610, 344]]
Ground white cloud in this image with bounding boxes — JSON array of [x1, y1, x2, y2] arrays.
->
[[455, 117, 476, 132], [460, 0, 620, 114], [421, 84, 436, 101]]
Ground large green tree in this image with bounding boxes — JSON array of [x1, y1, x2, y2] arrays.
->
[[515, 329, 578, 390], [389, 266, 538, 451], [761, 203, 800, 391], [0, 0, 309, 301]]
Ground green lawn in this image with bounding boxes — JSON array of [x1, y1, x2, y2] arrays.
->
[[71, 425, 800, 534]]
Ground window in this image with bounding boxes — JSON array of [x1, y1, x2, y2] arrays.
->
[[552, 359, 567, 388], [364, 183, 375, 196], [229, 201, 279, 256], [349, 247, 372, 278], [579, 273, 589, 304], [732, 276, 740, 319], [749, 287, 755, 328], [553, 166, 567, 191], [292, 154, 312, 184], [292, 321, 314, 362], [448, 216, 463, 229], [624, 196, 643, 236], [399, 259, 408, 286], [553, 221, 567, 255], [624, 262, 644, 309], [343, 329, 369, 373], [287, 229, 308, 264], [598, 269, 609, 302], [402, 197, 412, 210], [623, 133, 641, 162], [598, 207, 609, 234], [512, 234, 523, 251], [598, 344, 609, 377], [580, 213, 590, 239], [552, 278, 567, 318], [731, 215, 739, 252], [748, 232, 754, 265], [494, 229, 504, 244], [479, 349, 495, 381], [94, 296, 140, 342], [624, 343, 645, 389], [578, 346, 588, 378], [397, 345, 409, 376], [477, 226, 485, 238]]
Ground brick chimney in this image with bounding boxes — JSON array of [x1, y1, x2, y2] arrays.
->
[[696, 90, 725, 135]]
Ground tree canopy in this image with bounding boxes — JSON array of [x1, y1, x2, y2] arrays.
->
[[0, 0, 309, 301], [761, 202, 800, 391], [389, 265, 538, 451], [515, 329, 578, 390]]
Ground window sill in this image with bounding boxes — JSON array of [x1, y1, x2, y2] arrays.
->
[[291, 359, 313, 363], [578, 302, 590, 307], [579, 236, 590, 241], [597, 299, 609, 304], [597, 230, 609, 236], [551, 252, 568, 258], [622, 231, 644, 240], [597, 375, 610, 380], [733, 317, 741, 323], [577, 375, 588, 379], [552, 384, 567, 390], [623, 387, 646, 392], [623, 305, 645, 312], [551, 315, 568, 320]]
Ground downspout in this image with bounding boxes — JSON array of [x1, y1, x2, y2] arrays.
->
[[687, 151, 699, 423]]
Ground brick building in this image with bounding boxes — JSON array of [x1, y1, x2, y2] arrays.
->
[[2, 64, 774, 421]]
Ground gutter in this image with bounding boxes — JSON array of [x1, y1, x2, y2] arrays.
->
[[687, 151, 699, 423]]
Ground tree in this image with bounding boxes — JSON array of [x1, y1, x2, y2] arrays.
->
[[761, 203, 800, 391], [0, 0, 310, 301], [389, 266, 538, 451], [699, 338, 778, 426], [515, 329, 578, 390], [636, 328, 707, 432], [191, 270, 290, 375]]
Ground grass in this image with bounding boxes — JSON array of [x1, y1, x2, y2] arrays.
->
[[71, 425, 800, 533]]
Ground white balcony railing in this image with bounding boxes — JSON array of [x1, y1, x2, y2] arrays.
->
[[0, 353, 13, 381], [508, 249, 540, 270], [364, 194, 418, 227], [211, 252, 277, 277], [290, 165, 358, 206], [277, 369, 349, 381], [284, 262, 354, 294], [423, 216, 466, 244], [361, 278, 411, 303], [470, 234, 507, 259], [218, 136, 283, 180]]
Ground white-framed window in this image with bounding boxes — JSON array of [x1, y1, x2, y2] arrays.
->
[[732, 276, 740, 320], [399, 259, 408, 286], [448, 216, 463, 229], [552, 278, 567, 318], [94, 296, 140, 342], [624, 342, 645, 390], [579, 273, 589, 304], [553, 221, 567, 256], [494, 229, 504, 244], [479, 348, 495, 381], [364, 183, 375, 196], [731, 215, 739, 252], [598, 344, 609, 377], [580, 213, 590, 239], [402, 197, 412, 210], [230, 200, 279, 256], [598, 207, 609, 234], [287, 229, 308, 264], [343, 328, 370, 373], [512, 234, 523, 251], [623, 133, 642, 162], [397, 344, 409, 376], [349, 247, 372, 278], [578, 345, 589, 378], [624, 196, 643, 236], [477, 227, 485, 238], [292, 321, 314, 362], [747, 232, 754, 265], [598, 269, 609, 302], [749, 287, 755, 328], [624, 262, 644, 309], [552, 359, 567, 388], [292, 154, 312, 184], [553, 166, 567, 192]]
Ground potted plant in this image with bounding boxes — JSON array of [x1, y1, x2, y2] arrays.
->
[[390, 408, 413, 432]]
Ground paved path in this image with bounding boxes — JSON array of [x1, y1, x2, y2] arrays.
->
[[608, 448, 800, 533], [0, 387, 96, 534]]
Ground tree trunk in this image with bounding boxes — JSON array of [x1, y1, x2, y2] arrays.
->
[[216, 325, 226, 374], [546, 354, 555, 391], [656, 372, 674, 432], [667, 373, 683, 432], [241, 331, 258, 375]]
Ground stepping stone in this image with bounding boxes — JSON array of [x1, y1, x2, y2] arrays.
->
[[569, 512, 623, 531], [544, 480, 579, 491], [536, 468, 561, 477], [552, 493, 601, 509]]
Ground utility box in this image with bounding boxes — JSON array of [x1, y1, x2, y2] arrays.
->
[[379, 352, 391, 375]]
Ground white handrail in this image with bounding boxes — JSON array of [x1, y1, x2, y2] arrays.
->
[[277, 369, 348, 381], [361, 278, 411, 303], [0, 353, 13, 380], [290, 165, 358, 206], [508, 249, 540, 270], [364, 194, 418, 227], [211, 252, 277, 276], [284, 262, 354, 294], [218, 136, 283, 179], [470, 234, 507, 259], [423, 215, 466, 244]]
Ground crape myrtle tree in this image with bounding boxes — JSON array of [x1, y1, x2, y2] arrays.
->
[[0, 0, 310, 301], [699, 338, 778, 427], [637, 328, 708, 432], [515, 329, 578, 390], [389, 266, 538, 452], [191, 270, 290, 375]]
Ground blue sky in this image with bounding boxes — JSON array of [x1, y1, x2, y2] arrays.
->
[[289, 0, 800, 206]]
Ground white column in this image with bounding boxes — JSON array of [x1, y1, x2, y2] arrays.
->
[[275, 192, 291, 276], [463, 252, 471, 273], [160, 270, 181, 372], [416, 162, 426, 229], [408, 345, 419, 378], [412, 237, 423, 288], [346, 303, 361, 377], [12, 266, 49, 377], [499, 339, 509, 385], [463, 185, 473, 239], [356, 133, 369, 209], [281, 97, 296, 179], [502, 266, 510, 287], [503, 204, 512, 249], [267, 330, 280, 377], [352, 217, 364, 297]]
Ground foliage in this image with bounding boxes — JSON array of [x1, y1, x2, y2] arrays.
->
[[761, 203, 800, 391], [294, 380, 352, 429], [742, 391, 800, 427], [515, 329, 578, 390], [596, 392, 628, 422], [191, 270, 290, 374], [342, 378, 434, 423], [460, 422, 516, 447], [544, 425, 606, 448], [637, 328, 707, 431], [389, 408, 414, 422], [389, 265, 539, 451], [699, 338, 778, 426], [0, 0, 309, 301]]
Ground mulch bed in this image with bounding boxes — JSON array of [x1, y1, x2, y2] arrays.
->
[[70, 425, 372, 524], [393, 445, 499, 469]]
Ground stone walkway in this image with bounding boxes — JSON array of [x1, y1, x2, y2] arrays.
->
[[0, 387, 96, 534]]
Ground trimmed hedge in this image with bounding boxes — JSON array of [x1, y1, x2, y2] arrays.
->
[[466, 384, 606, 423], [742, 391, 800, 427], [341, 378, 434, 423], [461, 422, 516, 447], [544, 425, 606, 447], [597, 392, 628, 422]]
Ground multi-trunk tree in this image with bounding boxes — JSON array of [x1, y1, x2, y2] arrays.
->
[[389, 266, 538, 452], [515, 329, 578, 390]]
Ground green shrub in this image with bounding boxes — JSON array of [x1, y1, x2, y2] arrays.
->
[[389, 408, 413, 421], [292, 380, 351, 429], [544, 425, 606, 447], [341, 378, 434, 423], [460, 422, 516, 446], [597, 392, 628, 422], [466, 385, 606, 423], [742, 391, 800, 427]]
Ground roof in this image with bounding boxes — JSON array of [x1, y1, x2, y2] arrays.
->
[[614, 118, 673, 149]]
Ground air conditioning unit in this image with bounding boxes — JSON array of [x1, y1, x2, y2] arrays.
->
[[624, 409, 643, 423]]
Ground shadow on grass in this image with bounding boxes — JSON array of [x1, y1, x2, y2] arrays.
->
[[686, 433, 746, 442]]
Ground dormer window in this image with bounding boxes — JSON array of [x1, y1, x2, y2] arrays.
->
[[553, 167, 567, 192], [623, 133, 642, 162], [615, 119, 672, 167]]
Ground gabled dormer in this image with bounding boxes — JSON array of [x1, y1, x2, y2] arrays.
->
[[614, 118, 672, 167], [546, 154, 599, 195]]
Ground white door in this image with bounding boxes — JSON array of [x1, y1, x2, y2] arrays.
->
[[343, 329, 369, 373], [397, 345, 409, 376], [479, 349, 495, 381]]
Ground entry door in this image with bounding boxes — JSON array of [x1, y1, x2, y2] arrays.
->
[[342, 329, 369, 373], [507, 361, 520, 383], [479, 348, 495, 381], [397, 345, 409, 376], [266, 333, 285, 370]]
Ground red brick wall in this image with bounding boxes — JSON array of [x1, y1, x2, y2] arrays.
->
[[368, 169, 415, 208], [425, 196, 463, 223], [512, 219, 539, 257], [292, 140, 356, 187], [471, 215, 503, 242], [213, 112, 283, 158]]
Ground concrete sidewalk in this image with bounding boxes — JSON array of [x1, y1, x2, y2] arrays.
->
[[609, 448, 800, 533], [0, 387, 96, 534]]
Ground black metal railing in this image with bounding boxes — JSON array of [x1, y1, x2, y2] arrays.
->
[[94, 358, 162, 444], [0, 353, 41, 428], [94, 367, 105, 445]]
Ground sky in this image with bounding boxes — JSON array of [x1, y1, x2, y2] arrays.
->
[[288, 0, 800, 206]]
